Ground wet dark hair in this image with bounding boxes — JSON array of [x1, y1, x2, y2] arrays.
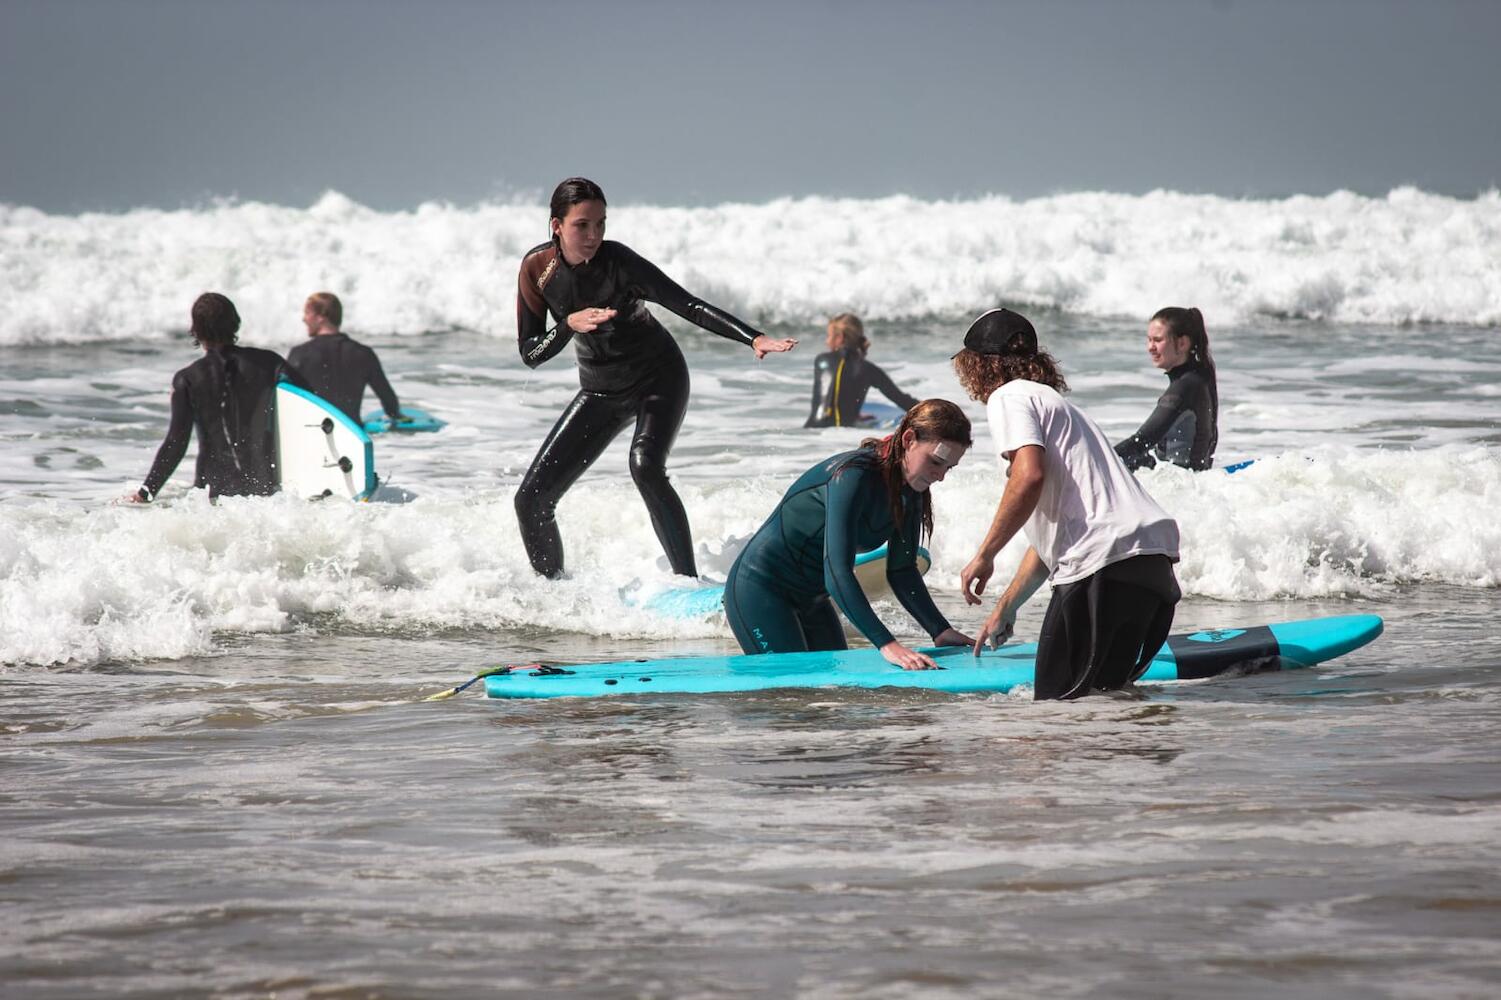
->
[[952, 346, 1068, 402], [858, 398, 972, 541], [549, 177, 607, 232], [1152, 306, 1214, 374], [191, 292, 240, 348]]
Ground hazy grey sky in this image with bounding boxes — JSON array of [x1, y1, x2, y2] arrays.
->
[[3, 0, 1499, 212]]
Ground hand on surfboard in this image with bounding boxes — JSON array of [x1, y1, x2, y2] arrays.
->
[[972, 603, 1017, 655], [881, 640, 941, 671]]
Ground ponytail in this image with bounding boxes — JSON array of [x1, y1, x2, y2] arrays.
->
[[1152, 306, 1213, 375]]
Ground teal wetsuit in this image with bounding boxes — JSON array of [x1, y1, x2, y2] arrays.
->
[[725, 449, 952, 654]]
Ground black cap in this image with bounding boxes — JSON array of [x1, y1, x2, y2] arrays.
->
[[954, 308, 1037, 358]]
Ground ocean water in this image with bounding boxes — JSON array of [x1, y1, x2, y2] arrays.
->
[[3, 191, 1500, 998]]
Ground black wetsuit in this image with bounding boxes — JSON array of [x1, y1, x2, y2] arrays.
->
[[724, 449, 951, 654], [286, 332, 400, 423], [1034, 554, 1181, 701], [1114, 361, 1218, 471], [514, 239, 764, 578], [804, 348, 920, 428], [138, 346, 304, 500]]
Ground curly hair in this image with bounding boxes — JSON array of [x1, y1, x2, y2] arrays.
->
[[952, 348, 1068, 402]]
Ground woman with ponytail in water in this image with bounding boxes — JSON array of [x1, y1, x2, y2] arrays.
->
[[1114, 306, 1219, 471], [725, 399, 975, 670], [514, 177, 798, 579], [129, 292, 306, 503]]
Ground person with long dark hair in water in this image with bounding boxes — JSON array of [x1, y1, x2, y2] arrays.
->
[[514, 177, 798, 579], [1114, 306, 1218, 471], [128, 292, 306, 503], [725, 398, 975, 670], [804, 312, 919, 428]]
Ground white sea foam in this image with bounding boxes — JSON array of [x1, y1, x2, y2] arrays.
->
[[3, 445, 1497, 667], [3, 187, 1499, 346]]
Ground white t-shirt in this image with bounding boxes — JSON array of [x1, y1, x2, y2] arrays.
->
[[987, 379, 1180, 585]]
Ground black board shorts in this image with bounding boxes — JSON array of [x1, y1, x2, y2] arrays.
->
[[1033, 554, 1181, 701]]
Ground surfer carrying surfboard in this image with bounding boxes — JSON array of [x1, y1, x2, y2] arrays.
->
[[287, 292, 404, 426], [1114, 306, 1219, 471], [803, 313, 920, 428], [724, 399, 975, 671], [127, 292, 307, 503], [953, 308, 1183, 700], [513, 177, 798, 579]]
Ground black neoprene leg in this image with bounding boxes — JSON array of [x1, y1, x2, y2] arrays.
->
[[725, 572, 811, 654], [1033, 573, 1174, 700], [515, 390, 632, 578], [1094, 583, 1175, 690], [628, 362, 696, 577], [796, 596, 848, 651]]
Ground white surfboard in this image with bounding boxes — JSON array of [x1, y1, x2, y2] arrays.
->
[[275, 383, 377, 501]]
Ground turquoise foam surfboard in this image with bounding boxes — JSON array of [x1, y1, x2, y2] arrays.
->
[[483, 614, 1383, 699], [362, 407, 447, 434], [643, 543, 932, 618]]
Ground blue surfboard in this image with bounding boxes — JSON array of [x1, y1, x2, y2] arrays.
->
[[857, 401, 906, 429], [483, 614, 1383, 699], [362, 407, 447, 434], [642, 544, 932, 618]]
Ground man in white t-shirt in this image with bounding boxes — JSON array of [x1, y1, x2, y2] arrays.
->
[[953, 308, 1182, 700]]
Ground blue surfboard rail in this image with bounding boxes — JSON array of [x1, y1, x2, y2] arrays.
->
[[483, 614, 1383, 700], [362, 407, 447, 435]]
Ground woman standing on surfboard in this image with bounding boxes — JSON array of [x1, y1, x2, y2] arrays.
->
[[514, 177, 798, 579], [725, 399, 975, 670]]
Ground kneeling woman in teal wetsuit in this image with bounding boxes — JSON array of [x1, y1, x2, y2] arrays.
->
[[726, 399, 975, 670]]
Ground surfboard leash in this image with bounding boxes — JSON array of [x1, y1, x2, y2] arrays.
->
[[422, 663, 569, 701]]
